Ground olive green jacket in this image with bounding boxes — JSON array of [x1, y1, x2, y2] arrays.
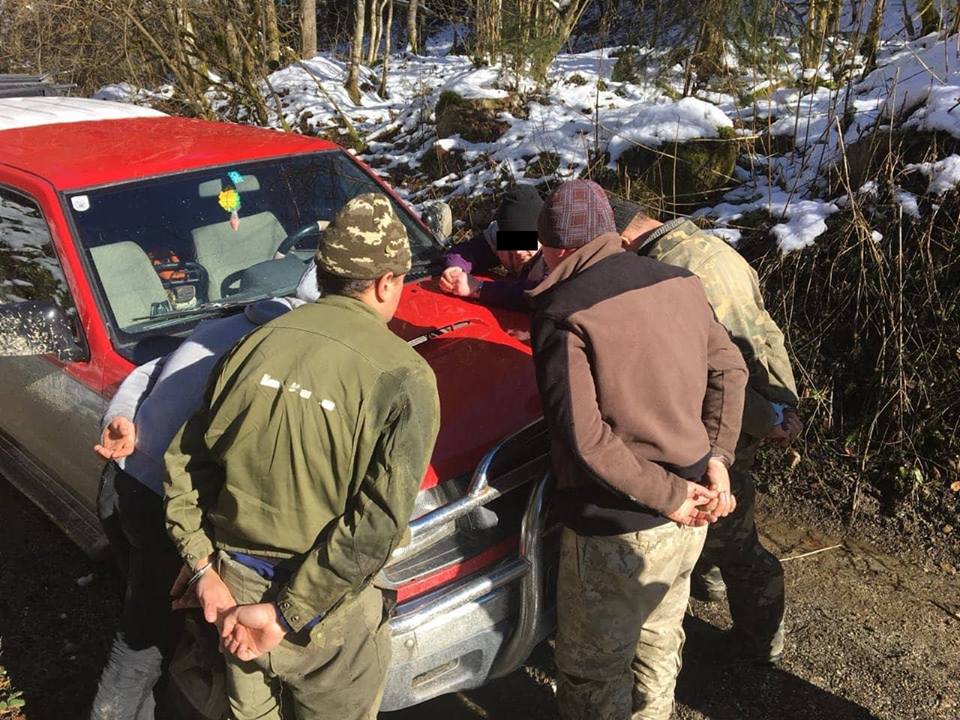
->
[[640, 219, 799, 442], [164, 295, 440, 632]]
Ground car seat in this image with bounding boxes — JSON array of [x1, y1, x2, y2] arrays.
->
[[191, 211, 287, 300], [89, 241, 170, 329]]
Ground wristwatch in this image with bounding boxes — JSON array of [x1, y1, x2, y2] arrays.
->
[[469, 280, 484, 299]]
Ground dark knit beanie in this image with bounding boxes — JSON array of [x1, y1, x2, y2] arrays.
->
[[538, 179, 616, 249], [495, 184, 544, 233], [609, 195, 647, 235]]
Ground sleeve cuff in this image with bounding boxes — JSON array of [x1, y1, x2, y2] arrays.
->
[[710, 448, 736, 467], [275, 591, 324, 633], [176, 534, 216, 571], [274, 603, 293, 633]]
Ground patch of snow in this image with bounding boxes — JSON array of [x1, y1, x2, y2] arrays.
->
[[895, 189, 921, 218], [711, 227, 741, 245], [702, 178, 840, 253], [905, 154, 960, 195], [440, 67, 510, 101], [606, 97, 733, 165]]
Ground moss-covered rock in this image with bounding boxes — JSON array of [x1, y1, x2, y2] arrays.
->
[[420, 142, 466, 180], [434, 91, 511, 143], [842, 129, 960, 193], [614, 128, 739, 213]]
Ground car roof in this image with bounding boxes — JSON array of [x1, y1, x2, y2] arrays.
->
[[0, 98, 339, 191], [0, 96, 167, 130]]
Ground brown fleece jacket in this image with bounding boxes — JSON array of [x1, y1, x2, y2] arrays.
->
[[527, 233, 747, 534]]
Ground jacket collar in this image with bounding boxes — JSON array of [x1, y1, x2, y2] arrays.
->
[[634, 217, 688, 253], [316, 293, 386, 325], [526, 232, 623, 299]]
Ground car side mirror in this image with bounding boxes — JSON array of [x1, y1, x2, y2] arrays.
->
[[421, 202, 453, 246], [0, 301, 86, 362]]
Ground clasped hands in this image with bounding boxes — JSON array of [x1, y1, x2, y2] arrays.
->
[[170, 557, 286, 662], [666, 457, 737, 528]]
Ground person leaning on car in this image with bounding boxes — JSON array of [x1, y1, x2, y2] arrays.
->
[[436, 183, 548, 310], [87, 264, 319, 720], [613, 195, 800, 664], [163, 193, 441, 720], [527, 179, 747, 720]]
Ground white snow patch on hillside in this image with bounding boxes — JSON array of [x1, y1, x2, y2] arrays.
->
[[440, 67, 510, 101], [905, 154, 960, 194], [606, 97, 733, 165]]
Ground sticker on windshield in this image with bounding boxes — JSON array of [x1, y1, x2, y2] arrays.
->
[[71, 195, 90, 212]]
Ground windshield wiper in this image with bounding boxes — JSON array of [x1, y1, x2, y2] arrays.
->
[[131, 299, 251, 324]]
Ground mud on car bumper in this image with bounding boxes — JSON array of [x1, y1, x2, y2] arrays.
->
[[380, 473, 557, 711]]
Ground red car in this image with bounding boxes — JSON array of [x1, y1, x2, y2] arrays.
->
[[0, 97, 555, 710]]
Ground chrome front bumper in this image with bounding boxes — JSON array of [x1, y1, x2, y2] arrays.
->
[[380, 470, 555, 711]]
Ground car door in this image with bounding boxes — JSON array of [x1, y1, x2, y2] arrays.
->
[[0, 184, 106, 550]]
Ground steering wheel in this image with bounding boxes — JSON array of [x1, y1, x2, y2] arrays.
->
[[276, 222, 325, 256]]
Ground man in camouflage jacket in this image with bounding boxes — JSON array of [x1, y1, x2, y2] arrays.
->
[[614, 197, 802, 663], [164, 194, 440, 719]]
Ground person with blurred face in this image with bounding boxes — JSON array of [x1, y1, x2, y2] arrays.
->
[[437, 184, 547, 310], [528, 180, 747, 720]]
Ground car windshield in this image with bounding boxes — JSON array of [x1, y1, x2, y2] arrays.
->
[[66, 150, 438, 336]]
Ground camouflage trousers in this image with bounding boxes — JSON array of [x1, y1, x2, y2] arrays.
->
[[217, 553, 390, 720], [555, 523, 708, 720], [693, 459, 786, 661]]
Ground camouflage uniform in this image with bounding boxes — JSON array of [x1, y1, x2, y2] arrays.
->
[[165, 194, 440, 720], [640, 218, 799, 661], [555, 524, 708, 720]]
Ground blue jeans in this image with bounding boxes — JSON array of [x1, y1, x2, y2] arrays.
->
[[90, 465, 184, 719]]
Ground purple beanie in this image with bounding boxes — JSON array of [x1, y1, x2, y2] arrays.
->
[[538, 179, 616, 249]]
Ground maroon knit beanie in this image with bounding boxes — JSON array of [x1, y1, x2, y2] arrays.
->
[[538, 179, 616, 249]]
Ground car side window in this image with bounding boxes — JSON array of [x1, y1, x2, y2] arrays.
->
[[0, 187, 75, 314]]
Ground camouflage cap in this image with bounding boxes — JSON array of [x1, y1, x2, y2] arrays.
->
[[315, 193, 412, 280]]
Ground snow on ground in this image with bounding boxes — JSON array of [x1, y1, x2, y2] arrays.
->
[[905, 154, 960, 194], [96, 9, 960, 254]]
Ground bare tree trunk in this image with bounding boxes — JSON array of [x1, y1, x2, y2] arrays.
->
[[367, 0, 381, 64], [406, 0, 419, 53], [300, 0, 317, 58], [263, 0, 281, 68], [379, 0, 393, 97], [346, 0, 365, 103], [473, 0, 502, 65], [918, 0, 941, 34], [225, 19, 244, 79], [862, 0, 886, 71], [901, 0, 916, 37]]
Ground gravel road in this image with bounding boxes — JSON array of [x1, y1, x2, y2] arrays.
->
[[1, 477, 957, 720]]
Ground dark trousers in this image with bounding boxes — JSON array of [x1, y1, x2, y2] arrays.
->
[[90, 464, 184, 720]]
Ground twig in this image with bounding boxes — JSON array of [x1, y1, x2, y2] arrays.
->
[[779, 543, 843, 562]]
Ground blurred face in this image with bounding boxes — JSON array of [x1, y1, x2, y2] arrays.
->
[[496, 247, 540, 274]]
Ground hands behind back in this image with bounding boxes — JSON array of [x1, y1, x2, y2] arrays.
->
[[219, 603, 286, 661], [94, 417, 136, 460], [666, 481, 720, 527]]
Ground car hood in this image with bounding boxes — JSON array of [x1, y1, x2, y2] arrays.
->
[[391, 278, 542, 488]]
